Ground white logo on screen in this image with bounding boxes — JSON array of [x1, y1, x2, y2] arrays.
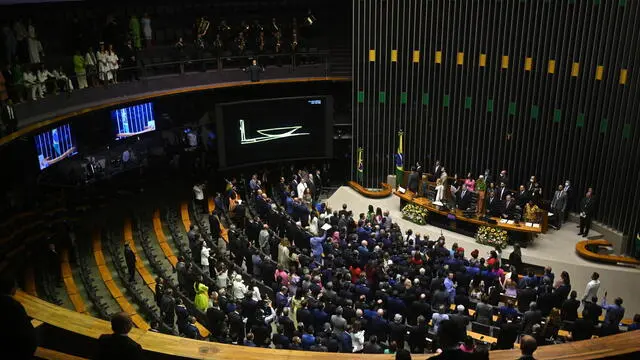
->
[[239, 119, 309, 145]]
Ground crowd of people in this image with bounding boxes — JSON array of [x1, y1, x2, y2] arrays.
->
[[407, 162, 596, 240], [149, 167, 638, 358]]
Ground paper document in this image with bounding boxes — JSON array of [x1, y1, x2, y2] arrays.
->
[[507, 220, 515, 225], [533, 224, 540, 228], [321, 223, 332, 231], [525, 222, 533, 227]]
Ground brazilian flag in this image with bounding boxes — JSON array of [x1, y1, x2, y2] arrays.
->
[[357, 147, 364, 183], [394, 130, 404, 186]]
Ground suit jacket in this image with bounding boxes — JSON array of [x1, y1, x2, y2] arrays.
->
[[407, 172, 419, 192], [550, 190, 567, 212], [502, 199, 516, 218], [97, 334, 143, 360], [433, 165, 443, 179], [456, 190, 472, 210], [516, 190, 530, 208], [497, 186, 510, 201], [486, 196, 503, 217], [579, 197, 596, 216]]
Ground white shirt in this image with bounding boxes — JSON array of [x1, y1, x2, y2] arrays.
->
[[435, 184, 445, 202], [200, 245, 210, 266], [350, 330, 365, 352], [297, 181, 307, 198], [193, 185, 204, 200], [583, 279, 601, 301], [232, 280, 247, 300], [252, 286, 262, 302]]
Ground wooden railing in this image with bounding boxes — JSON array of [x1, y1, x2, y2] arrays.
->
[[576, 239, 640, 266], [347, 181, 393, 198], [14, 290, 640, 360]]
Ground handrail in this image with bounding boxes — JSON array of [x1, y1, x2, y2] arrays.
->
[[347, 181, 393, 198], [14, 290, 640, 360], [576, 239, 640, 266]]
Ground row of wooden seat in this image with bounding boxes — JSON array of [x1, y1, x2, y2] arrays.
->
[[92, 229, 149, 330], [34, 346, 88, 360], [15, 289, 640, 360], [123, 219, 158, 292], [151, 209, 210, 337], [60, 249, 87, 314]]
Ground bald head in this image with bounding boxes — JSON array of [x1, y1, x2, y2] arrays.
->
[[520, 335, 537, 356]]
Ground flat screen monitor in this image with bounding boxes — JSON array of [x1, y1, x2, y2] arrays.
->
[[216, 96, 333, 168], [112, 102, 156, 140], [34, 123, 77, 170]]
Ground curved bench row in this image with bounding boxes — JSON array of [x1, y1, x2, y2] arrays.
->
[[15, 289, 640, 360], [347, 181, 393, 198], [575, 239, 640, 266]]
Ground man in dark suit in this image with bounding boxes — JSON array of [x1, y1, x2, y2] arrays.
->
[[498, 170, 509, 188], [0, 276, 37, 360], [456, 184, 473, 210], [578, 190, 596, 237], [97, 312, 143, 360], [206, 304, 225, 337], [502, 194, 517, 219], [433, 160, 443, 180], [227, 305, 244, 344], [550, 184, 568, 229], [521, 302, 542, 335], [582, 297, 603, 324], [407, 166, 419, 193], [431, 320, 472, 359], [497, 182, 509, 201], [124, 243, 136, 283], [515, 185, 530, 208], [486, 191, 503, 217]]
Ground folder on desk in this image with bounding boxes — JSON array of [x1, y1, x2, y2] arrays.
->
[[532, 223, 540, 228], [500, 219, 508, 224], [507, 220, 515, 225], [525, 222, 533, 227]]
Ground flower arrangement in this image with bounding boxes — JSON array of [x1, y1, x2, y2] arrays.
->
[[475, 225, 508, 249], [402, 204, 429, 225]]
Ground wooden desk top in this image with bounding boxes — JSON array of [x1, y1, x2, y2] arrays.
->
[[14, 290, 640, 360], [347, 181, 393, 198], [576, 239, 640, 266], [394, 190, 542, 234]]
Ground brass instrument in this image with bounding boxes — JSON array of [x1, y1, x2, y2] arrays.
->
[[197, 18, 210, 37]]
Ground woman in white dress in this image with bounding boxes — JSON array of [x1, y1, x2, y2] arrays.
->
[[95, 43, 111, 83], [27, 21, 43, 64], [435, 178, 445, 203], [107, 44, 119, 84], [141, 13, 152, 48]]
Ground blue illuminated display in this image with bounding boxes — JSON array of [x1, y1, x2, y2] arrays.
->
[[34, 123, 77, 170], [112, 102, 157, 140]]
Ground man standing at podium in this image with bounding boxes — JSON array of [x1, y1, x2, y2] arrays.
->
[[407, 166, 419, 194]]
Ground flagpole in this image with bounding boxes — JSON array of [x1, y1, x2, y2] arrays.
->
[[395, 130, 404, 187]]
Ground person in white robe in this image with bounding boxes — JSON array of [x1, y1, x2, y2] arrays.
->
[[141, 13, 152, 48], [96, 43, 111, 83], [24, 69, 42, 100], [53, 67, 73, 93], [107, 44, 119, 84], [27, 21, 44, 64], [36, 66, 52, 95]]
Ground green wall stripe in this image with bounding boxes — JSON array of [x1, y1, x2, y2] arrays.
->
[[465, 96, 472, 109], [443, 94, 450, 108], [379, 91, 386, 104], [600, 118, 608, 133], [577, 113, 585, 128], [509, 102, 517, 116], [400, 92, 408, 104], [422, 93, 430, 105], [487, 99, 494, 113], [553, 109, 562, 123], [622, 124, 631, 139], [357, 91, 364, 103], [531, 105, 540, 119]]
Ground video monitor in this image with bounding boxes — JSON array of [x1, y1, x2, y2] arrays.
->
[[216, 96, 333, 168], [112, 102, 156, 140], [34, 123, 77, 170]]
